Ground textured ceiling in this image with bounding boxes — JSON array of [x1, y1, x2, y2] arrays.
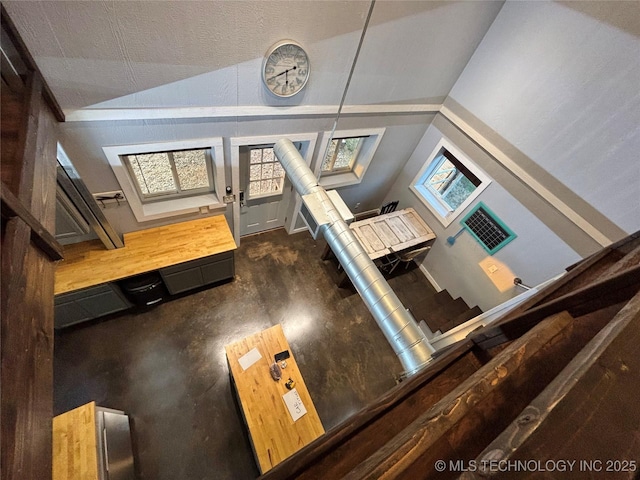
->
[[4, 1, 504, 110]]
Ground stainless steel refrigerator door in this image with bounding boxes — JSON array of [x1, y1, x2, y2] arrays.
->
[[102, 411, 135, 480]]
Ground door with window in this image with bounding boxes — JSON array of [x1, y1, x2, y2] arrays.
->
[[239, 145, 293, 236]]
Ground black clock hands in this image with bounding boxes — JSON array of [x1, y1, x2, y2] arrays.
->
[[267, 66, 297, 82]]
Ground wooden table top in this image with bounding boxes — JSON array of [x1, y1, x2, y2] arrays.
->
[[224, 324, 325, 474], [53, 402, 98, 480], [350, 207, 436, 260], [55, 215, 237, 295]]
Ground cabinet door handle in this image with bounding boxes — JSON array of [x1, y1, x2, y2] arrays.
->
[[103, 427, 110, 472]]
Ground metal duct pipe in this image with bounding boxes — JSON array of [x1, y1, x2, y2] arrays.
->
[[274, 139, 435, 376]]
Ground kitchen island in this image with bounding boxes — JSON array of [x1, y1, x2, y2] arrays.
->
[[225, 324, 325, 474]]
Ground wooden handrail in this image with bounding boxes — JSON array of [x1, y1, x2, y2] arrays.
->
[[343, 311, 578, 479], [471, 264, 640, 350], [260, 339, 475, 479], [464, 290, 640, 478]]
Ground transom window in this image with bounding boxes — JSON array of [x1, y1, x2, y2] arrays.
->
[[321, 137, 366, 175], [410, 138, 491, 227], [248, 146, 286, 198], [124, 148, 214, 202]]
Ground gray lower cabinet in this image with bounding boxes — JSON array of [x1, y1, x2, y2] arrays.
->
[[55, 283, 132, 329], [160, 251, 234, 295]]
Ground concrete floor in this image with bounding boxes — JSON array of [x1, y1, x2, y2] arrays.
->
[[54, 228, 436, 479]]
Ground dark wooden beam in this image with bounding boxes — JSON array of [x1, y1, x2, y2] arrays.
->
[[1, 16, 59, 476], [1, 217, 56, 480], [464, 290, 640, 479], [1, 182, 63, 260], [15, 73, 42, 204], [342, 311, 577, 479], [0, 3, 65, 122]]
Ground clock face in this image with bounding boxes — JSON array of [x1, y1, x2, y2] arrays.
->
[[263, 41, 310, 98]]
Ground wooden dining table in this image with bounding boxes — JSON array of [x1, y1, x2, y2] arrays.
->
[[349, 207, 436, 260], [321, 207, 436, 286]]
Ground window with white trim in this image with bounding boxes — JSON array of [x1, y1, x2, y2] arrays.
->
[[410, 138, 491, 227], [124, 148, 214, 202], [315, 128, 385, 188], [321, 137, 366, 175], [103, 137, 225, 223]]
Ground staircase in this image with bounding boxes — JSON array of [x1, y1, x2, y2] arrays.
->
[[406, 290, 483, 336], [264, 231, 640, 479], [386, 275, 483, 337]]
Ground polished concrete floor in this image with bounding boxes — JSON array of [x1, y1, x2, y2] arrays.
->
[[54, 228, 437, 479]]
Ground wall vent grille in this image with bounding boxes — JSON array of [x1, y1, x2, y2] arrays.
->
[[461, 202, 516, 255]]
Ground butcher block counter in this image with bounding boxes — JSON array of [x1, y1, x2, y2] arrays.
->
[[225, 325, 325, 474], [55, 215, 236, 295], [53, 401, 135, 480], [53, 402, 100, 480]]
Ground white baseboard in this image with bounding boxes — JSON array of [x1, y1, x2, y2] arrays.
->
[[418, 264, 442, 292], [290, 225, 310, 235], [353, 209, 380, 221]]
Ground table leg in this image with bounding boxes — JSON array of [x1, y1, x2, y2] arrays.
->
[[321, 243, 335, 261], [337, 270, 352, 289]]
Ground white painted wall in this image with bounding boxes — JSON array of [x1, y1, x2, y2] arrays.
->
[[344, 1, 503, 105], [5, 1, 503, 110], [384, 1, 640, 310], [385, 122, 581, 311], [45, 1, 503, 239], [5, 1, 371, 109], [58, 113, 434, 236], [448, 1, 640, 234]]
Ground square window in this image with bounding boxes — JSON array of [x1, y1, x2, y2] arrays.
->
[[321, 137, 365, 174], [124, 148, 214, 202], [410, 139, 491, 227], [461, 202, 517, 254], [173, 150, 209, 191], [420, 149, 481, 211], [104, 137, 225, 223], [127, 153, 176, 196], [315, 128, 385, 189]]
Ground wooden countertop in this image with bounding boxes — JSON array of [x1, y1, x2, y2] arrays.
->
[[52, 402, 98, 480], [225, 324, 325, 474], [55, 215, 237, 295]]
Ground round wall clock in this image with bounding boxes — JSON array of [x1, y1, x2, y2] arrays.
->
[[262, 40, 310, 98]]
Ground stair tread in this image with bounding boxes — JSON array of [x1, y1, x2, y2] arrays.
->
[[439, 305, 483, 334], [419, 297, 469, 332], [404, 290, 453, 314]]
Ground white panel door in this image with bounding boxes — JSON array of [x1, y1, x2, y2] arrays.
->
[[239, 145, 292, 236]]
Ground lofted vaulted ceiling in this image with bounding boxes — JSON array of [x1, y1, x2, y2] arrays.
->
[[4, 1, 505, 112]]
